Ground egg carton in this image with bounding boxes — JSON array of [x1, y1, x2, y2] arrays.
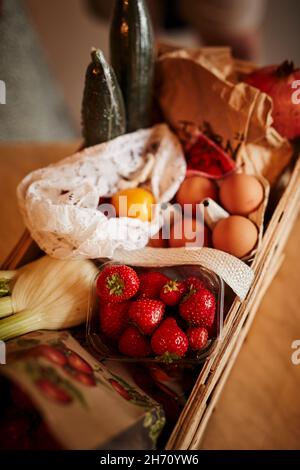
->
[[202, 172, 270, 261]]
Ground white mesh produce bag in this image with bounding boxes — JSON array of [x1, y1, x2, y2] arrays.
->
[[17, 124, 186, 259]]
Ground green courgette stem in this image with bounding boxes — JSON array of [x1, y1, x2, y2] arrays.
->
[[0, 309, 42, 341], [0, 296, 13, 317], [91, 47, 102, 65]]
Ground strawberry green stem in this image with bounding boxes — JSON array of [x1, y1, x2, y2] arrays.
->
[[163, 280, 179, 292], [106, 274, 124, 296], [159, 352, 181, 364]]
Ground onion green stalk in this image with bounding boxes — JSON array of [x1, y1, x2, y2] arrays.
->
[[0, 270, 17, 280], [0, 296, 13, 318], [0, 279, 11, 298], [0, 270, 17, 315], [0, 256, 98, 341]]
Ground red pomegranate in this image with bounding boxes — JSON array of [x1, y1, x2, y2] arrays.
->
[[244, 60, 300, 140]]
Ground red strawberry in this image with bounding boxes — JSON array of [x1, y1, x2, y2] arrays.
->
[[99, 301, 129, 339], [119, 326, 151, 357], [96, 264, 139, 303], [187, 327, 209, 351], [184, 276, 206, 293], [128, 299, 165, 335], [151, 317, 188, 359], [179, 288, 216, 328], [137, 271, 169, 299], [160, 280, 186, 306]]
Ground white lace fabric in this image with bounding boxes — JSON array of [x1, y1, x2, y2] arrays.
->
[[17, 124, 186, 259]]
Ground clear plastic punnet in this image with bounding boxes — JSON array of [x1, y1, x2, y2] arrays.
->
[[86, 261, 224, 365]]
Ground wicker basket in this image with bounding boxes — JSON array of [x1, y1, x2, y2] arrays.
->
[[2, 157, 300, 450]]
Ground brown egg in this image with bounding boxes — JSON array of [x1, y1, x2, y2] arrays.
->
[[219, 173, 264, 215], [212, 216, 258, 258], [169, 218, 211, 248], [148, 230, 168, 248], [176, 176, 218, 214]]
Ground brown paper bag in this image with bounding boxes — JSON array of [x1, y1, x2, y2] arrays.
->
[[156, 45, 292, 184]]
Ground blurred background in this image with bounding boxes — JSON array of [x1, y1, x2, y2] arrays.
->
[[1, 0, 300, 142]]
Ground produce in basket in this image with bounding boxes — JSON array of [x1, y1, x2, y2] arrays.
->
[[244, 60, 300, 140], [110, 0, 155, 132], [0, 270, 16, 301], [156, 45, 292, 185], [119, 325, 151, 357], [81, 48, 126, 147], [17, 124, 186, 259], [90, 263, 222, 364], [111, 187, 155, 222], [128, 299, 165, 335], [212, 215, 258, 259], [219, 173, 264, 216], [137, 271, 169, 299], [0, 256, 97, 341], [168, 218, 211, 249], [187, 327, 209, 352], [96, 264, 140, 302], [151, 318, 188, 359], [160, 280, 186, 307], [176, 175, 218, 213], [145, 169, 264, 257]]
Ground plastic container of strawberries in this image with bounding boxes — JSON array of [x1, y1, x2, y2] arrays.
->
[[86, 262, 224, 365]]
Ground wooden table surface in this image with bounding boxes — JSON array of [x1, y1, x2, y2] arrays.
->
[[1, 142, 300, 449]]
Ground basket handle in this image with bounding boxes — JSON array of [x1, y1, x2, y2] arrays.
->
[[112, 247, 254, 301]]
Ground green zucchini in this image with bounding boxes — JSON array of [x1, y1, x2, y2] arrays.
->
[[81, 48, 126, 147], [110, 0, 155, 132]]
